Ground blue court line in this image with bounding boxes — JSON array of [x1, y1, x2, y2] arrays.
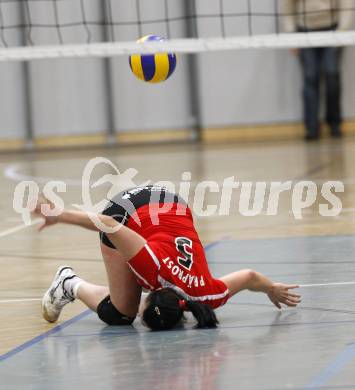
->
[[0, 239, 222, 364], [204, 240, 221, 251], [304, 342, 355, 389], [0, 309, 91, 363]]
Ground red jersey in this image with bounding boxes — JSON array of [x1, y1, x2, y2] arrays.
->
[[126, 203, 229, 309]]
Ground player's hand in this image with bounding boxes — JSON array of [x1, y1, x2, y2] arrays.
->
[[267, 283, 301, 309], [32, 194, 60, 231], [290, 48, 300, 56]]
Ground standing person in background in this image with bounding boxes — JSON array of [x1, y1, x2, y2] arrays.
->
[[283, 0, 353, 140]]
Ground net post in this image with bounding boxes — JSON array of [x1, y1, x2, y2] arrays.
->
[[20, 1, 34, 150], [164, 0, 171, 39], [247, 0, 253, 36], [274, 0, 280, 34], [102, 0, 117, 146], [22, 64, 35, 150], [184, 0, 202, 142]]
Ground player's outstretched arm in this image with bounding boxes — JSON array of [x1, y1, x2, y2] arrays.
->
[[219, 270, 301, 309], [33, 196, 146, 261]]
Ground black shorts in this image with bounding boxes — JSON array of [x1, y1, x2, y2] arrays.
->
[[100, 185, 185, 249]]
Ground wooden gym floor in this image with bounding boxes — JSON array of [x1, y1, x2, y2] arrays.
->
[[0, 138, 355, 389]]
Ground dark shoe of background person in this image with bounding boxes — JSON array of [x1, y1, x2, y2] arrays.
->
[[305, 133, 320, 141], [330, 125, 342, 138]]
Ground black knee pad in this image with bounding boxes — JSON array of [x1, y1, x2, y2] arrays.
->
[[97, 296, 135, 326]]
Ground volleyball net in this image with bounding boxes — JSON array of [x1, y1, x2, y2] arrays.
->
[[0, 0, 354, 62]]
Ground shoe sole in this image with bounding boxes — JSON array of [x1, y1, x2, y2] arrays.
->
[[41, 266, 73, 323], [42, 289, 56, 323]]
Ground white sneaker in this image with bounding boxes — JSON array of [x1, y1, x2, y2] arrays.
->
[[42, 266, 76, 323]]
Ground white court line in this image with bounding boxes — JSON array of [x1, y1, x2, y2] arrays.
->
[[300, 281, 355, 288], [1, 293, 148, 304], [0, 298, 41, 304], [0, 218, 42, 239]]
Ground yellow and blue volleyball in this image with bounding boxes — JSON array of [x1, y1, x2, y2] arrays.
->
[[129, 35, 177, 83]]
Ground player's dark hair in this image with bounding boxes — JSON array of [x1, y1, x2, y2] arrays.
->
[[142, 287, 219, 331]]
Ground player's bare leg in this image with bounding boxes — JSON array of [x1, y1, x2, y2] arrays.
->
[[75, 282, 109, 311], [42, 243, 142, 323], [68, 244, 142, 317], [100, 243, 142, 318]]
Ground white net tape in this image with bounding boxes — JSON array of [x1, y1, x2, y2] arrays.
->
[[0, 31, 354, 62]]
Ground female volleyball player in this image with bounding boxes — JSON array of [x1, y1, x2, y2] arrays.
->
[[37, 186, 301, 330]]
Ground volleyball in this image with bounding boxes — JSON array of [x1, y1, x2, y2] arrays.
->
[[129, 35, 177, 83]]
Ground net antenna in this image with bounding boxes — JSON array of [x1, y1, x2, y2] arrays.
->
[[0, 0, 353, 62]]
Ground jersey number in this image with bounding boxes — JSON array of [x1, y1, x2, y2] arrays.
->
[[175, 237, 193, 271]]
